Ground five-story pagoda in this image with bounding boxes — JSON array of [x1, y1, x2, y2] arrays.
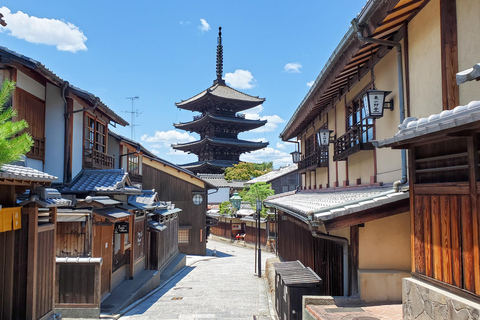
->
[[173, 28, 268, 174]]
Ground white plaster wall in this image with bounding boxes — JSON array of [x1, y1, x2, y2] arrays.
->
[[208, 188, 230, 205], [44, 83, 65, 181], [16, 70, 45, 101], [71, 101, 83, 179], [108, 135, 120, 169], [25, 158, 43, 172]]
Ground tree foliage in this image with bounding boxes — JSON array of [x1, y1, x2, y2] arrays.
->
[[242, 182, 274, 217], [224, 161, 273, 181], [219, 201, 233, 216], [0, 80, 33, 166]]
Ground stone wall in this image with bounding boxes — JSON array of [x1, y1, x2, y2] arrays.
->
[[403, 277, 480, 320]]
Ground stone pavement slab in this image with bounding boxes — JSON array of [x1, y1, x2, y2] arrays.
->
[[306, 303, 403, 320], [119, 239, 275, 320]]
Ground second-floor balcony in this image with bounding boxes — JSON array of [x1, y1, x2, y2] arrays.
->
[[84, 149, 115, 170], [298, 147, 328, 172], [333, 125, 374, 161]]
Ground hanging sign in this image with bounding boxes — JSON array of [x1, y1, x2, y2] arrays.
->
[[232, 224, 242, 230], [0, 207, 22, 233], [115, 221, 129, 234]]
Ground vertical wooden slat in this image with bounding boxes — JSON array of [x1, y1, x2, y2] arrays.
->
[[431, 195, 443, 281], [423, 195, 432, 278], [467, 136, 480, 294], [462, 195, 474, 292], [414, 196, 425, 274], [408, 148, 417, 272], [25, 205, 38, 320], [450, 195, 462, 288], [440, 195, 452, 284], [440, 0, 459, 111]]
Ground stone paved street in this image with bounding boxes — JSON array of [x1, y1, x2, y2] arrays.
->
[[119, 239, 275, 320]]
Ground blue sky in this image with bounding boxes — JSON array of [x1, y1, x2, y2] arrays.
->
[[0, 1, 363, 168]]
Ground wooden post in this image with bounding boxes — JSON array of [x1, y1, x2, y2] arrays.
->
[[51, 207, 57, 315], [440, 0, 459, 111], [129, 215, 134, 279], [467, 136, 480, 294], [25, 204, 38, 320]]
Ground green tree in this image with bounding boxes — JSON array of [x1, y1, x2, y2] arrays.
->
[[224, 161, 273, 181], [242, 182, 274, 217], [219, 201, 234, 216], [0, 80, 33, 166]]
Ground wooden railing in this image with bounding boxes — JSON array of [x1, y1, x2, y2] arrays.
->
[[27, 136, 45, 161], [333, 125, 374, 161], [84, 149, 115, 169], [298, 148, 328, 170], [128, 171, 143, 183]]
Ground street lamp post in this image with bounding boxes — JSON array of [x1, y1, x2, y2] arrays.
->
[[256, 199, 262, 278]]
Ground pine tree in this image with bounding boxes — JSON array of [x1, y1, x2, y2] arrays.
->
[[0, 80, 33, 166]]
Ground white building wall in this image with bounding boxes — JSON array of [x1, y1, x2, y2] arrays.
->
[[44, 83, 65, 181], [71, 101, 83, 179], [16, 70, 45, 101], [208, 187, 230, 205]]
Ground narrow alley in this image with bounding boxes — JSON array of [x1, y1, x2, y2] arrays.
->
[[118, 239, 276, 320]]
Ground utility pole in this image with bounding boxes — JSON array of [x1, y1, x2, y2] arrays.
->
[[256, 199, 262, 278], [124, 96, 140, 140]]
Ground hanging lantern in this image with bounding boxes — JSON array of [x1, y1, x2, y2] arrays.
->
[[291, 150, 301, 163], [362, 90, 393, 119], [316, 128, 333, 147]]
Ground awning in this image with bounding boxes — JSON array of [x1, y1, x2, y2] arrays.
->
[[148, 220, 167, 232], [57, 209, 91, 222], [154, 208, 182, 216], [93, 207, 132, 221]]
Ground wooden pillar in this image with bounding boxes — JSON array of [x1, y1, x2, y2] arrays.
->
[[65, 98, 74, 183], [349, 226, 359, 296], [25, 204, 38, 320], [467, 136, 480, 294], [440, 0, 459, 110], [408, 148, 417, 273], [51, 207, 57, 314], [129, 215, 134, 279]]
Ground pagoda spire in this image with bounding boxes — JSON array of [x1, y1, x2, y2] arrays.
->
[[215, 27, 225, 85]]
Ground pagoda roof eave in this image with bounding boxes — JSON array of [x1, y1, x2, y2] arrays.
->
[[174, 114, 267, 131], [175, 83, 265, 111], [172, 137, 269, 152]]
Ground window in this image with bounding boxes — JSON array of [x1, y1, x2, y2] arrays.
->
[[346, 99, 374, 145], [84, 114, 107, 154], [128, 153, 139, 174], [178, 228, 190, 244]]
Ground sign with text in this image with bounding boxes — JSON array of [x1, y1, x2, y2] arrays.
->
[[0, 207, 22, 233], [232, 224, 242, 230], [115, 221, 129, 234]]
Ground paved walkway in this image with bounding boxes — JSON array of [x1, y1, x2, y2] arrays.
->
[[119, 239, 275, 320], [306, 304, 403, 320]]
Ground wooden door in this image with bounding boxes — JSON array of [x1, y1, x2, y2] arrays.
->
[[93, 224, 113, 298]]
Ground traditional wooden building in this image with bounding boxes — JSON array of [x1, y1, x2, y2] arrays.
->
[[245, 164, 299, 194], [173, 28, 268, 174], [0, 164, 65, 320], [373, 65, 480, 317]]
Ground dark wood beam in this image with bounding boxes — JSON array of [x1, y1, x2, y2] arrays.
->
[[440, 0, 459, 110]]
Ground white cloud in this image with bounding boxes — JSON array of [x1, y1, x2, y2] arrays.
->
[[244, 112, 285, 133], [141, 130, 196, 147], [180, 21, 191, 25], [225, 69, 256, 89], [240, 147, 293, 168], [199, 19, 210, 32], [150, 149, 160, 155], [0, 7, 87, 52], [276, 142, 286, 150], [307, 81, 314, 87], [284, 62, 302, 73]]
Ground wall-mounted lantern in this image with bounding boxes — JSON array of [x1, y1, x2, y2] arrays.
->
[[362, 90, 394, 119], [316, 128, 334, 147]]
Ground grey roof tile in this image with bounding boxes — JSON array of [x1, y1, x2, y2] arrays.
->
[[196, 174, 246, 188], [176, 83, 264, 107], [0, 164, 57, 182], [373, 100, 480, 148], [246, 165, 297, 184], [264, 186, 409, 222], [62, 169, 139, 194], [456, 63, 480, 84]]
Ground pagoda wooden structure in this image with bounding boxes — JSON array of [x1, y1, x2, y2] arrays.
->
[[173, 27, 268, 174]]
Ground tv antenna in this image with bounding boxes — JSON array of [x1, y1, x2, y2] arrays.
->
[[123, 96, 142, 139]]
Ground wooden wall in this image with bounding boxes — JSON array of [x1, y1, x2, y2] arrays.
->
[[278, 212, 343, 296], [134, 217, 146, 262], [149, 217, 179, 270], [211, 221, 233, 240], [35, 228, 55, 318], [245, 225, 266, 246], [56, 264, 96, 304], [271, 171, 298, 194], [56, 222, 88, 257], [143, 164, 206, 255]]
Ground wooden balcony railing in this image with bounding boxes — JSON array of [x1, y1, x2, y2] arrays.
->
[[84, 149, 115, 170], [333, 125, 374, 161], [27, 136, 45, 161], [298, 148, 328, 171], [128, 171, 143, 183]]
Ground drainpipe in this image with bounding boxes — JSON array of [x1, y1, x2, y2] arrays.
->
[[307, 213, 349, 297], [352, 18, 408, 187], [62, 81, 69, 184]]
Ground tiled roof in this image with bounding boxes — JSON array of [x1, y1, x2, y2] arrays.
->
[[93, 207, 132, 220], [373, 100, 480, 148], [179, 160, 240, 171], [176, 83, 264, 107], [456, 63, 480, 84], [196, 174, 246, 188], [175, 113, 267, 130], [17, 187, 72, 207], [0, 164, 57, 182], [128, 190, 158, 210], [62, 169, 140, 194], [264, 186, 409, 223], [246, 165, 298, 184], [172, 137, 268, 150]]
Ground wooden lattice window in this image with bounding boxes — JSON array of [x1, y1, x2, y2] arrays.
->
[[128, 153, 140, 175], [346, 99, 374, 146], [178, 228, 190, 244], [84, 114, 106, 154]]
